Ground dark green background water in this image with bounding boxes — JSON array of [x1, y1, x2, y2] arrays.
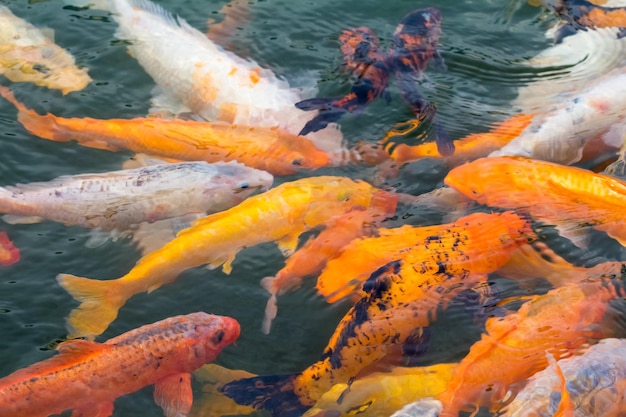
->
[[0, 0, 594, 416]]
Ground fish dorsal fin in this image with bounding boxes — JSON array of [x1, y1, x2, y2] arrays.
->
[[154, 372, 193, 417], [4, 339, 110, 383]]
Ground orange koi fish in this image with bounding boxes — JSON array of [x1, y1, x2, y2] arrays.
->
[[261, 202, 398, 334], [221, 211, 534, 416], [57, 176, 396, 339], [0, 5, 91, 94], [316, 210, 532, 304], [0, 231, 19, 266], [444, 156, 626, 246], [0, 86, 330, 176], [436, 281, 624, 416], [303, 363, 457, 417], [501, 338, 626, 417], [0, 312, 239, 417]]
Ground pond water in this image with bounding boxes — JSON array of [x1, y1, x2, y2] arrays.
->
[[0, 0, 624, 416]]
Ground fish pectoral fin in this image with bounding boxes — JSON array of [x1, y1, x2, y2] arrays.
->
[[57, 339, 113, 355], [154, 372, 193, 417], [205, 253, 237, 275], [70, 401, 114, 417], [2, 214, 44, 225], [79, 138, 122, 152], [276, 233, 300, 257]]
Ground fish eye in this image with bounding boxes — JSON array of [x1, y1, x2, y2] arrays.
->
[[32, 63, 50, 74], [292, 159, 302, 166], [212, 330, 225, 344], [238, 182, 249, 189]]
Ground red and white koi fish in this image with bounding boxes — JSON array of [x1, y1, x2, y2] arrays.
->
[[0, 312, 240, 417], [0, 5, 91, 94]]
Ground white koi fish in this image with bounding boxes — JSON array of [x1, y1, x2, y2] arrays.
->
[[490, 65, 626, 165], [79, 0, 343, 154], [0, 161, 273, 231], [0, 5, 91, 94]]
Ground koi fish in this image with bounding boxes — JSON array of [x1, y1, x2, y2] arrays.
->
[[501, 338, 626, 417], [205, 0, 251, 53], [57, 176, 396, 339], [389, 399, 443, 417], [261, 202, 398, 334], [436, 281, 624, 416], [490, 66, 626, 165], [303, 363, 457, 417], [0, 312, 240, 417], [296, 26, 389, 136], [296, 8, 452, 155], [84, 0, 343, 153], [0, 160, 272, 232], [444, 156, 626, 246], [0, 231, 19, 266], [0, 85, 330, 176], [0, 5, 91, 94], [221, 211, 534, 416], [316, 210, 533, 304], [541, 0, 626, 39]]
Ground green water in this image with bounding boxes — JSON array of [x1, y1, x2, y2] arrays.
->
[[0, 0, 615, 416]]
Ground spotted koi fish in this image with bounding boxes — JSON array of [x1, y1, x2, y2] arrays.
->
[[0, 86, 332, 176], [0, 231, 19, 266], [444, 156, 626, 246], [436, 281, 625, 416], [221, 211, 534, 417], [0, 5, 91, 94], [541, 0, 626, 41], [57, 176, 396, 339], [0, 312, 239, 417], [501, 338, 626, 417]]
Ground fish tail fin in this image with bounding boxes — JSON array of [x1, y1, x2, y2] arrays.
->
[[295, 98, 347, 136], [220, 373, 308, 417], [260, 276, 278, 335], [0, 86, 70, 143], [56, 273, 126, 340]]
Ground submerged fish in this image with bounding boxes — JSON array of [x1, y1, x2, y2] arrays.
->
[[261, 203, 397, 334], [88, 0, 343, 152], [436, 281, 624, 417], [57, 176, 396, 339], [541, 0, 626, 39], [501, 338, 626, 417], [0, 160, 272, 231], [221, 211, 534, 416], [0, 5, 91, 94], [490, 66, 626, 165], [444, 156, 626, 246], [0, 312, 240, 417], [0, 85, 331, 176], [303, 363, 457, 417], [0, 231, 19, 266]]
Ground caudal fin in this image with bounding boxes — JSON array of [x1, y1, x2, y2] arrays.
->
[[56, 273, 126, 340], [295, 98, 347, 136], [0, 85, 69, 142], [260, 276, 279, 334], [220, 373, 308, 417]]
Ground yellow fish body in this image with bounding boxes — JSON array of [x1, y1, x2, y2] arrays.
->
[[57, 176, 394, 339]]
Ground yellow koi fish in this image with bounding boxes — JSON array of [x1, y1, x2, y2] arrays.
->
[[0, 5, 91, 94], [57, 176, 396, 339]]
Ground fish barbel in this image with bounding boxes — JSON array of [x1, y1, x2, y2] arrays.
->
[[437, 281, 624, 416], [0, 5, 91, 94], [501, 338, 626, 417], [444, 156, 626, 246], [98, 0, 343, 152], [0, 85, 331, 176], [490, 66, 626, 165], [0, 160, 272, 231], [0, 312, 240, 417], [57, 176, 396, 339]]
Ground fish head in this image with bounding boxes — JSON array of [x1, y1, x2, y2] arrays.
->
[[44, 66, 92, 95], [188, 312, 241, 363], [202, 161, 274, 202], [389, 7, 443, 72], [268, 133, 331, 174]]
